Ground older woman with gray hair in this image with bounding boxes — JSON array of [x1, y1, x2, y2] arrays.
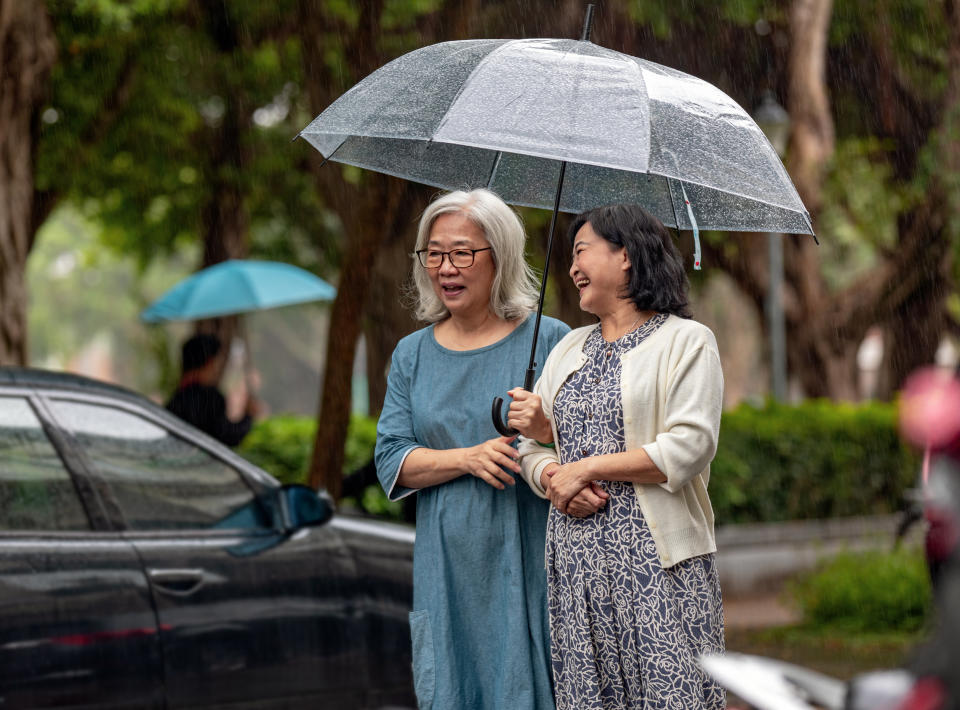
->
[[375, 188, 568, 710]]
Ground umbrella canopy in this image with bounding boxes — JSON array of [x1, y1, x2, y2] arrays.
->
[[141, 259, 336, 323], [297, 12, 813, 434], [298, 37, 813, 236]]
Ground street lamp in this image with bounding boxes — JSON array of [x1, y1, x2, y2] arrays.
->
[[753, 92, 789, 402]]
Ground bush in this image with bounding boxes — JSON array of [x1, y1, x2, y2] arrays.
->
[[239, 413, 378, 485], [238, 413, 404, 520], [239, 415, 316, 485], [711, 399, 920, 524], [240, 399, 920, 525], [790, 547, 932, 633]]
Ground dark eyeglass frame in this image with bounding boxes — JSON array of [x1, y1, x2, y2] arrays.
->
[[415, 247, 492, 269]]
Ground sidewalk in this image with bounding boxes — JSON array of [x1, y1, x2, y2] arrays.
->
[[716, 513, 914, 597], [715, 513, 918, 630], [724, 592, 800, 629]]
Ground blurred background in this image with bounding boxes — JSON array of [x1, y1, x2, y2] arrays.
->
[[3, 0, 958, 680]]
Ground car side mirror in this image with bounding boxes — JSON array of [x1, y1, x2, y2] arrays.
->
[[277, 484, 334, 531]]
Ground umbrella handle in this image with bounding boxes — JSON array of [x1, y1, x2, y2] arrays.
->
[[490, 368, 536, 437], [491, 396, 518, 437]]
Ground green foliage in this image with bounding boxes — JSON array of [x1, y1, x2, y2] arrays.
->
[[830, 0, 948, 99], [790, 548, 932, 633], [238, 415, 317, 485], [360, 485, 404, 519], [627, 0, 777, 38], [239, 412, 378, 482], [343, 414, 378, 474], [240, 399, 918, 524], [41, 0, 334, 273], [712, 400, 919, 524], [239, 412, 404, 519], [819, 138, 906, 289]]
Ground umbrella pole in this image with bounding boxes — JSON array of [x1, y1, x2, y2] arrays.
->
[[237, 317, 257, 396], [525, 160, 568, 389], [491, 160, 568, 436]]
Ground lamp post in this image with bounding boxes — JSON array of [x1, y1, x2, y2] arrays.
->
[[754, 92, 789, 402]]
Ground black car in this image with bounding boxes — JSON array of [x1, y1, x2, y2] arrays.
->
[[0, 368, 415, 709]]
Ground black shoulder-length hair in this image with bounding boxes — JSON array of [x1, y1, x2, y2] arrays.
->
[[568, 204, 692, 318]]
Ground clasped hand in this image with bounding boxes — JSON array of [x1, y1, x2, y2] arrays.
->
[[461, 435, 520, 490], [542, 460, 609, 517]]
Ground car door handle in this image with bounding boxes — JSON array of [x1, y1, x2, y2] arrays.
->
[[147, 568, 205, 596]]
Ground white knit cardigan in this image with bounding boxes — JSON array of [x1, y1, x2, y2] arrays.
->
[[518, 314, 724, 568]]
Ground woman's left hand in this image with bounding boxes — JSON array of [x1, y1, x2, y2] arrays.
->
[[545, 459, 595, 515]]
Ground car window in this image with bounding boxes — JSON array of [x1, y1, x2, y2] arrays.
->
[[48, 399, 270, 531], [0, 396, 90, 531]]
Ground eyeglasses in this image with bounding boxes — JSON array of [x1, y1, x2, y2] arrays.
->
[[415, 247, 492, 269]]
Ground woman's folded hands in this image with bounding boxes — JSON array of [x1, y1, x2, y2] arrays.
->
[[542, 460, 609, 517]]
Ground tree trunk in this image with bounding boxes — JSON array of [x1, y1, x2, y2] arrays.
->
[[363, 200, 427, 416], [782, 0, 846, 398], [875, 0, 960, 394], [307, 177, 419, 496], [0, 1, 56, 365], [298, 0, 449, 497], [194, 0, 251, 349]]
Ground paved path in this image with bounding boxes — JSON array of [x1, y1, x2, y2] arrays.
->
[[723, 592, 800, 629]]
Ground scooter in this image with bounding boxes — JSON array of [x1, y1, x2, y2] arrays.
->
[[701, 367, 960, 710]]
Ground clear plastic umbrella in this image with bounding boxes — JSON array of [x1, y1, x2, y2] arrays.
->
[[297, 6, 813, 433], [298, 30, 812, 238]]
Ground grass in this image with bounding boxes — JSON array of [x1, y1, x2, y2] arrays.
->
[[722, 545, 931, 680], [725, 625, 923, 680]]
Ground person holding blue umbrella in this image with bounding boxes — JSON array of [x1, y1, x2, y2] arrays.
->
[[166, 333, 263, 447], [142, 259, 335, 446]]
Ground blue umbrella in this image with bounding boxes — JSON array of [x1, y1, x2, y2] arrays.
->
[[141, 260, 336, 323]]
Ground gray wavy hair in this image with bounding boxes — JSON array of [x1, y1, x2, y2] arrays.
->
[[411, 189, 540, 323]]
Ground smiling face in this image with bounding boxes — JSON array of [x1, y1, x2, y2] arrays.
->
[[569, 221, 631, 317], [426, 211, 496, 320]]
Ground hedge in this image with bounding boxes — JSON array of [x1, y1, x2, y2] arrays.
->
[[238, 414, 377, 486], [711, 399, 919, 524], [239, 399, 921, 524]]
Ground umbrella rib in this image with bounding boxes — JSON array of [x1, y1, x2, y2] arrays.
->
[[485, 151, 503, 189], [315, 128, 807, 217], [667, 178, 685, 233]]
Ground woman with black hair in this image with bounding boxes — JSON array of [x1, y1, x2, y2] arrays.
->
[[508, 204, 725, 710]]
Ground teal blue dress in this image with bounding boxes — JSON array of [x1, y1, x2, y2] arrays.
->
[[375, 314, 569, 710]]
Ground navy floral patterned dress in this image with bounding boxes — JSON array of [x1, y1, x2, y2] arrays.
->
[[547, 314, 725, 710]]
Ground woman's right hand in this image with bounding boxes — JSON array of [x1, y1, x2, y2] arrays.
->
[[507, 388, 553, 442], [540, 465, 608, 517], [459, 435, 520, 490], [568, 483, 609, 517]]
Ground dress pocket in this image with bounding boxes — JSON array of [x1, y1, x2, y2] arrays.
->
[[408, 610, 436, 710]]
